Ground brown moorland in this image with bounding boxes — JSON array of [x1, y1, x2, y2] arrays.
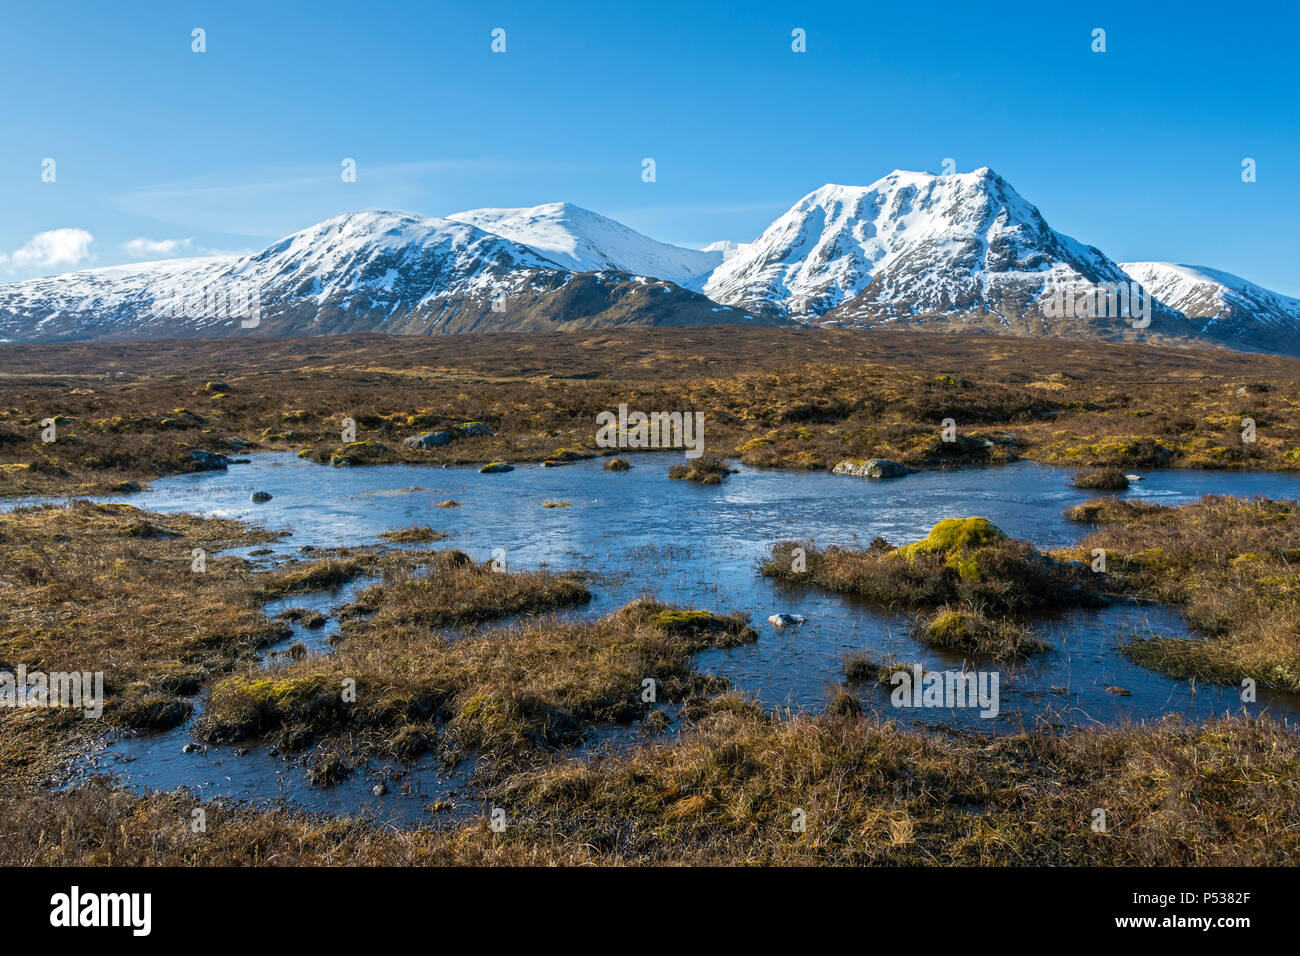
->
[[2, 328, 1297, 497], [3, 329, 1299, 867]]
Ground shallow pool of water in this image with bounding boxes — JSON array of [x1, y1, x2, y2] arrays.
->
[[16, 451, 1300, 822]]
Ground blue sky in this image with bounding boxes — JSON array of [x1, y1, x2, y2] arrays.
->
[[3, 0, 1298, 294]]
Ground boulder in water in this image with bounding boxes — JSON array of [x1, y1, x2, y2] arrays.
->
[[832, 458, 913, 479], [403, 430, 454, 450], [189, 449, 230, 470]]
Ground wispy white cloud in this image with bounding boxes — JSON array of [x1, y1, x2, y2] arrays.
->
[[123, 236, 193, 259], [6, 228, 96, 270], [109, 160, 524, 237]]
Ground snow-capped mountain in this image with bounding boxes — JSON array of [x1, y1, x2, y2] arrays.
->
[[701, 240, 748, 262], [2, 177, 1296, 352], [0, 211, 773, 341], [704, 168, 1194, 342], [1120, 262, 1300, 353], [447, 202, 721, 286]]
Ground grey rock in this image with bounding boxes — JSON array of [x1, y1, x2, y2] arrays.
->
[[767, 612, 806, 627], [250, 491, 272, 502], [403, 430, 455, 450], [832, 458, 914, 479], [189, 450, 229, 470]]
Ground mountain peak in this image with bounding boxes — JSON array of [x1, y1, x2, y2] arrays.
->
[[704, 166, 1129, 324], [1120, 261, 1300, 347], [447, 202, 720, 284], [3, 170, 1295, 355]]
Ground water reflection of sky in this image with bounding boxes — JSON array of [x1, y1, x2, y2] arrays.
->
[[15, 451, 1300, 822]]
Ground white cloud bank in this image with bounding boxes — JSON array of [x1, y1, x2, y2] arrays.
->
[[4, 228, 96, 270], [122, 236, 193, 258]]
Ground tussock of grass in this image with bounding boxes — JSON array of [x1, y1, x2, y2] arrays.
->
[[5, 329, 1300, 498], [492, 709, 1300, 865], [1058, 495, 1300, 691], [197, 597, 754, 767], [256, 557, 371, 597], [843, 652, 897, 685], [379, 525, 449, 543], [827, 687, 864, 717], [13, 710, 1295, 864], [893, 516, 1007, 564], [764, 519, 1103, 615], [0, 778, 568, 865], [345, 551, 590, 631], [914, 605, 1048, 661], [0, 501, 285, 730], [647, 608, 757, 646], [1072, 467, 1130, 490], [667, 456, 736, 484], [1064, 499, 1166, 523]]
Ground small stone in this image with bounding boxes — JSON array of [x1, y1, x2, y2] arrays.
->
[[768, 612, 806, 627], [372, 781, 388, 796], [832, 458, 914, 479], [403, 430, 454, 450], [250, 491, 273, 502], [189, 450, 229, 470]]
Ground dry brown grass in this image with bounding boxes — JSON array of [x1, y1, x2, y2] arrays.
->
[[197, 598, 754, 768], [763, 523, 1104, 616], [0, 502, 594, 785], [3, 329, 1298, 497], [912, 605, 1048, 661], [495, 707, 1300, 865], [0, 501, 285, 730], [4, 707, 1294, 866], [378, 525, 450, 543], [667, 455, 736, 484], [1059, 495, 1300, 691], [340, 550, 590, 630]]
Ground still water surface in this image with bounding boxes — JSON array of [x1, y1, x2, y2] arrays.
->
[[14, 452, 1300, 823]]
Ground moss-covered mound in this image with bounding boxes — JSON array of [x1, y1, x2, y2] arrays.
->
[[764, 517, 1104, 614], [916, 605, 1048, 661]]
